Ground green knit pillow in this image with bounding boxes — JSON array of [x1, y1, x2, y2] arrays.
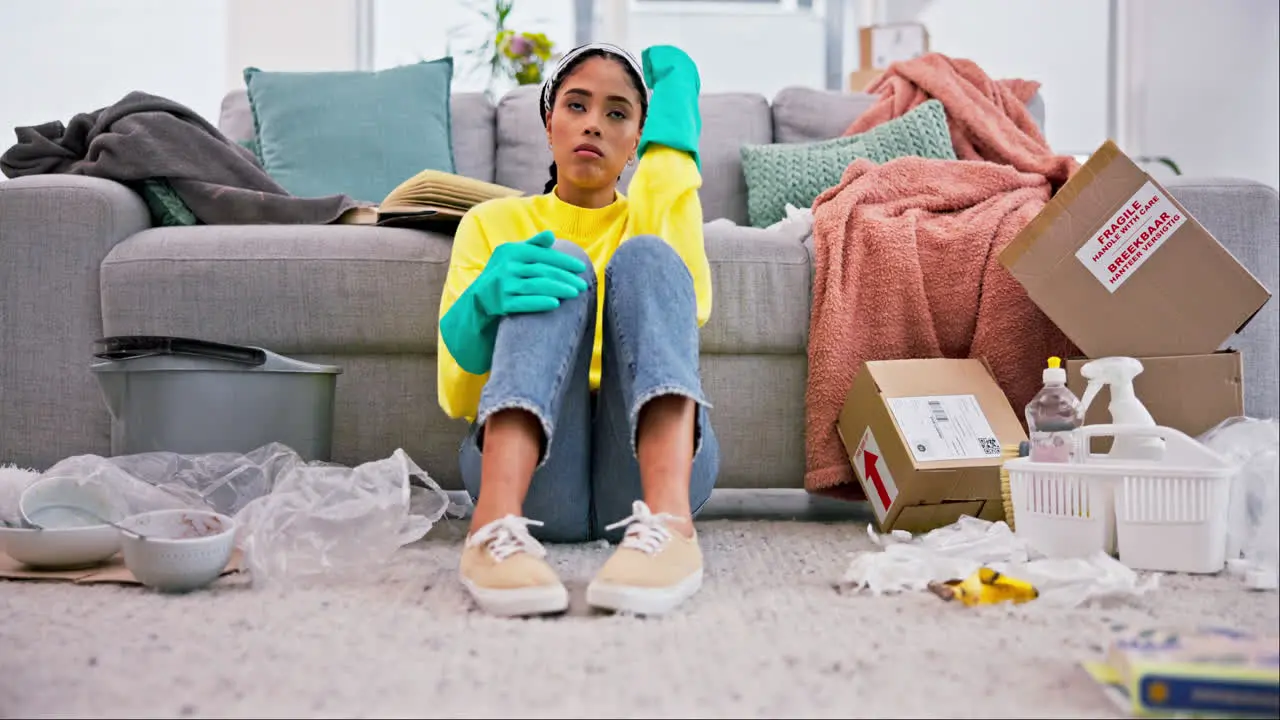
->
[[740, 99, 957, 228], [138, 179, 199, 226]]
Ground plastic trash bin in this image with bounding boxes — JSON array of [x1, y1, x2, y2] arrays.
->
[[90, 336, 342, 461]]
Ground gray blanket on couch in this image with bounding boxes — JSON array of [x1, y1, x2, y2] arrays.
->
[[0, 91, 360, 225]]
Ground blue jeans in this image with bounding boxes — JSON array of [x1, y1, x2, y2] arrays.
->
[[459, 235, 719, 543]]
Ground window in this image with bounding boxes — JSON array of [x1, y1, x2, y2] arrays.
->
[[628, 0, 818, 14]]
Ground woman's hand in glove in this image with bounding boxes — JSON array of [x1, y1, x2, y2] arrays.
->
[[440, 230, 588, 374], [638, 45, 703, 170], [642, 45, 701, 92], [471, 230, 587, 316]]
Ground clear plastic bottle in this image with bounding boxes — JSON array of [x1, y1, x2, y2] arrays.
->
[[1025, 356, 1082, 463]]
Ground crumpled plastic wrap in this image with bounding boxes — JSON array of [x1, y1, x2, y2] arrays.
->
[[234, 448, 454, 588], [705, 203, 815, 245], [12, 444, 457, 588], [839, 516, 1160, 608], [1199, 416, 1279, 591], [0, 463, 41, 527]]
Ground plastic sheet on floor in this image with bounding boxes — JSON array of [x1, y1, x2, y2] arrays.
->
[[1199, 416, 1279, 591], [3, 444, 460, 589], [837, 516, 1160, 608]]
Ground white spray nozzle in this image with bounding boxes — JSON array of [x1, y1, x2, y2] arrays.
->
[[1079, 356, 1146, 417], [1080, 356, 1145, 382], [1078, 356, 1163, 461]]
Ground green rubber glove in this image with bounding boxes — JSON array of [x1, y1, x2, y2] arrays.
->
[[638, 45, 703, 172], [440, 230, 588, 375]]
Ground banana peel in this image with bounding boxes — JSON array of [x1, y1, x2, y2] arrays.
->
[[928, 567, 1039, 607]]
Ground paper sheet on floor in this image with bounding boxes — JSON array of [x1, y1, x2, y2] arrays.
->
[[837, 516, 1159, 608]]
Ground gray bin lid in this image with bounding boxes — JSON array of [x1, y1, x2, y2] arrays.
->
[[89, 336, 341, 374]]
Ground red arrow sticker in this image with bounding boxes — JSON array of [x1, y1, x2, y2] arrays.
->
[[853, 427, 898, 522]]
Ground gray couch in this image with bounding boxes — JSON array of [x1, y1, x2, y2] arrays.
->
[[2, 86, 1276, 491]]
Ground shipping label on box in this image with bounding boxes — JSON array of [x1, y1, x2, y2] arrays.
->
[[999, 140, 1272, 359], [1074, 180, 1187, 293], [836, 359, 1027, 533]]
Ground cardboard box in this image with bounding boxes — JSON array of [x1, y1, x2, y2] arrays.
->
[[1066, 351, 1244, 448], [848, 68, 883, 92], [835, 359, 1028, 533], [999, 140, 1272, 359], [858, 23, 929, 70]]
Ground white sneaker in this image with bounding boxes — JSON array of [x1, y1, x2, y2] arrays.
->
[[459, 515, 569, 617]]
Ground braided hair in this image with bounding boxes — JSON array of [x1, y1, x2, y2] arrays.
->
[[540, 45, 649, 194]]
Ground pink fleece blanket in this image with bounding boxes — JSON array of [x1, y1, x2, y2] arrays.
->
[[804, 54, 1081, 497]]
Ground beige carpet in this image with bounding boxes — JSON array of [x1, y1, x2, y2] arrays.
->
[[2, 505, 1277, 719]]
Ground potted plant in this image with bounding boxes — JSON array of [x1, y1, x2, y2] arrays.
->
[[451, 0, 559, 99]]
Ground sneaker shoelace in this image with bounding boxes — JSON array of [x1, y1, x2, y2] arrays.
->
[[605, 500, 685, 556], [467, 515, 547, 562]]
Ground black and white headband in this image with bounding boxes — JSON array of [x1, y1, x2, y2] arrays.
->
[[539, 42, 648, 127]]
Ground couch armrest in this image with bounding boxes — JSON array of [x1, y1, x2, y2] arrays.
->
[[0, 175, 152, 469], [1166, 177, 1279, 419]]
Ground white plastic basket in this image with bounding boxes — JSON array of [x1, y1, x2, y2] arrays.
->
[[1005, 424, 1237, 573]]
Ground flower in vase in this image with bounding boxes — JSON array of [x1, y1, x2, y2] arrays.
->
[[499, 30, 557, 86]]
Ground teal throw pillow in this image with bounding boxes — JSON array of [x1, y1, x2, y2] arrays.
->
[[740, 99, 957, 228], [243, 58, 456, 203]]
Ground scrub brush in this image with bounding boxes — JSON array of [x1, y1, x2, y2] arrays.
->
[[999, 441, 1029, 530]]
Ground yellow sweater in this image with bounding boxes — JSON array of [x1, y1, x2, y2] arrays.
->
[[436, 146, 713, 421]]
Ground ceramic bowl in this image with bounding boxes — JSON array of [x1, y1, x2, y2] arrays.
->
[[0, 525, 122, 569], [117, 509, 237, 593], [19, 475, 128, 529]]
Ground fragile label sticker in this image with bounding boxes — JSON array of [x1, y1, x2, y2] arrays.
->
[[887, 394, 1003, 463], [1075, 180, 1186, 293], [852, 426, 898, 522]]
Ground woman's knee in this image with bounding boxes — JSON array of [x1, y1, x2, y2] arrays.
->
[[489, 238, 597, 346], [606, 235, 685, 279], [552, 238, 597, 284]]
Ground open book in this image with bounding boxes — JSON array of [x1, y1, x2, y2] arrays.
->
[[338, 169, 523, 230]]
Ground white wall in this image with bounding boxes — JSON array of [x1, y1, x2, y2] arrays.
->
[[625, 5, 827, 99], [372, 0, 576, 93], [0, 0, 227, 149], [1123, 0, 1279, 189], [371, 0, 826, 99], [225, 0, 359, 90], [878, 0, 1279, 189], [2, 0, 1274, 190], [878, 0, 1112, 157]]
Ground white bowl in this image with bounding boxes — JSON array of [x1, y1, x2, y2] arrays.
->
[[117, 509, 237, 593], [20, 475, 128, 529], [0, 525, 122, 569]]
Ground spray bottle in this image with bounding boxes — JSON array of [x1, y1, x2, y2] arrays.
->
[[1077, 356, 1165, 461], [1025, 357, 1082, 463]]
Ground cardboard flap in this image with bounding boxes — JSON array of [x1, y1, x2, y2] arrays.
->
[[893, 501, 986, 535], [1001, 140, 1139, 271], [908, 467, 1005, 505], [865, 359, 999, 398]]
